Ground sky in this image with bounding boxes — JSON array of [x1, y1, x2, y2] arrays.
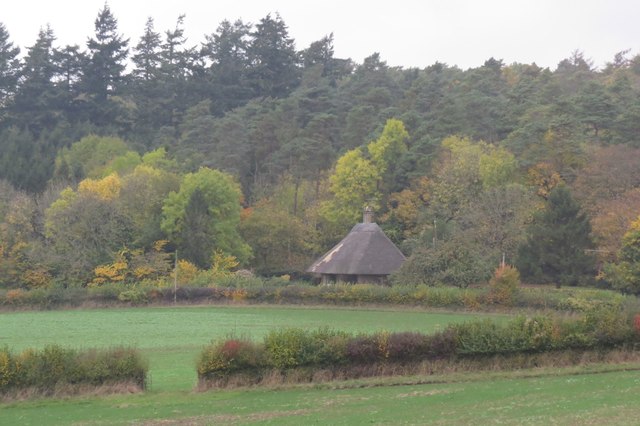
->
[[3, 0, 640, 70]]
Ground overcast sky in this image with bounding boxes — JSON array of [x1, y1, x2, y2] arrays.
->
[[3, 0, 639, 70]]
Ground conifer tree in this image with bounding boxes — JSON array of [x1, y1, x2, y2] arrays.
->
[[516, 185, 595, 286], [84, 4, 128, 103]]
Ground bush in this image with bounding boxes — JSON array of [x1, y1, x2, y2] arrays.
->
[[386, 332, 430, 362], [0, 347, 17, 390], [424, 328, 458, 358], [264, 328, 349, 369], [0, 345, 147, 395], [118, 289, 148, 304], [489, 264, 520, 305], [584, 306, 635, 346], [197, 337, 265, 379], [345, 335, 382, 363], [455, 316, 558, 355], [197, 310, 640, 389]]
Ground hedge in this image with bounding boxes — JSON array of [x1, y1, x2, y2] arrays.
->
[[0, 345, 147, 398], [2, 282, 637, 314], [197, 310, 640, 388]]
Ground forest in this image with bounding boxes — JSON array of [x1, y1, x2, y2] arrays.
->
[[1, 4, 640, 292]]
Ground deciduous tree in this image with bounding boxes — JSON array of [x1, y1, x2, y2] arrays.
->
[[161, 168, 251, 268]]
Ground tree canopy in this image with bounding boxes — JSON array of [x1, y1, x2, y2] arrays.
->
[[0, 7, 639, 289]]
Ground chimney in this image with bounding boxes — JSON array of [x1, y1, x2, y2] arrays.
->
[[363, 206, 374, 224]]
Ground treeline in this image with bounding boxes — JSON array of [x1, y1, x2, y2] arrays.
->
[[1, 4, 640, 291]]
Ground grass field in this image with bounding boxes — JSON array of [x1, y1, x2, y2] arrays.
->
[[2, 304, 638, 425], [2, 366, 639, 425], [0, 304, 501, 391]]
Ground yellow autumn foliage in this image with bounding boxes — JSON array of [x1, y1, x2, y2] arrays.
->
[[210, 250, 239, 278], [177, 259, 200, 285], [78, 173, 122, 200]]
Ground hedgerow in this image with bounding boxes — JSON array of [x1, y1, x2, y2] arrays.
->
[[197, 310, 640, 388], [1, 281, 638, 315], [0, 345, 147, 398]]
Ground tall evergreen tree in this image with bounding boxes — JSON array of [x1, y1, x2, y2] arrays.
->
[[11, 26, 60, 136], [54, 44, 87, 117], [83, 3, 129, 124], [248, 13, 300, 98], [0, 23, 20, 122], [516, 185, 595, 286], [131, 17, 162, 82], [129, 17, 165, 145], [202, 19, 253, 113]]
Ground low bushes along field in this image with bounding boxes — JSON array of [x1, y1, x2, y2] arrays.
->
[[0, 345, 147, 400], [1, 280, 636, 314], [197, 310, 640, 389]]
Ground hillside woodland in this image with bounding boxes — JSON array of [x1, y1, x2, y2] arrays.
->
[[1, 5, 640, 292]]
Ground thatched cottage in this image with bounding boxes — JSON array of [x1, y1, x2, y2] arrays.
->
[[307, 207, 406, 284]]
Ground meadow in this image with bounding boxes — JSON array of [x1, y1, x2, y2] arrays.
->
[[0, 305, 501, 392], [2, 304, 639, 425]]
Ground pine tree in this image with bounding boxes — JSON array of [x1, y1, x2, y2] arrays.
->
[[248, 13, 300, 98], [131, 17, 161, 82], [516, 186, 595, 286], [84, 4, 128, 103], [11, 26, 60, 136], [0, 23, 21, 120]]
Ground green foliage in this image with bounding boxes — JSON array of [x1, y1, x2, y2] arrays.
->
[[198, 308, 640, 385], [602, 217, 640, 294], [429, 136, 519, 221], [394, 239, 492, 288], [117, 289, 149, 305], [161, 168, 251, 267], [322, 148, 380, 229], [239, 202, 313, 275], [367, 118, 409, 182], [197, 337, 265, 379], [454, 316, 557, 355], [2, 14, 640, 291], [264, 328, 349, 369], [54, 135, 130, 181], [0, 345, 147, 394], [517, 186, 596, 286], [100, 151, 142, 177], [44, 181, 134, 285]]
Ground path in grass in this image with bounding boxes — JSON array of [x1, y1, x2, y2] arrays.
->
[[0, 304, 502, 391], [2, 367, 639, 425]]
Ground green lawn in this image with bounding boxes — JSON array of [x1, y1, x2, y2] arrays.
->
[[2, 367, 639, 425], [0, 304, 499, 391], [3, 305, 637, 425]]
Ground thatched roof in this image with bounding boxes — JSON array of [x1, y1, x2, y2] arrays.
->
[[307, 222, 406, 276]]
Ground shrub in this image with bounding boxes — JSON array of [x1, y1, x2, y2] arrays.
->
[[0, 345, 147, 395], [264, 328, 349, 369], [197, 311, 640, 389], [4, 289, 25, 306], [197, 337, 265, 379], [489, 264, 520, 305], [454, 316, 557, 355], [117, 289, 148, 304], [87, 284, 125, 302], [345, 335, 380, 363], [424, 328, 458, 358], [263, 328, 307, 369], [386, 332, 430, 362], [0, 347, 16, 389], [584, 306, 634, 346]]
